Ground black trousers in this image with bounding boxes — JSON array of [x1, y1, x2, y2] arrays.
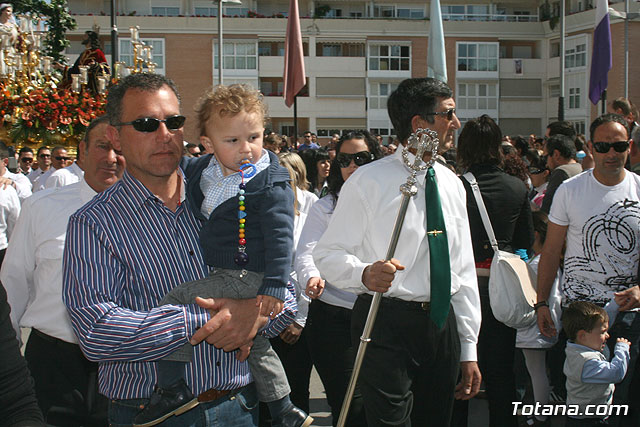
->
[[271, 327, 313, 413], [352, 294, 460, 427], [24, 329, 107, 426], [306, 299, 367, 426]]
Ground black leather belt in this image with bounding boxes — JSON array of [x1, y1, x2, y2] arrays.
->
[[359, 293, 431, 311]]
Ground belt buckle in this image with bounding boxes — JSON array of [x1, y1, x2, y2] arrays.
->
[[420, 301, 430, 311]]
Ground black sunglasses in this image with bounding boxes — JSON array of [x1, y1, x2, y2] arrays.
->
[[424, 108, 456, 121], [55, 156, 71, 161], [336, 151, 374, 168], [20, 158, 33, 163], [38, 154, 51, 158], [116, 115, 186, 133], [592, 141, 629, 154], [528, 167, 547, 175]]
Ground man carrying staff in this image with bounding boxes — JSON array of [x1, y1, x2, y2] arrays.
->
[[313, 77, 481, 426]]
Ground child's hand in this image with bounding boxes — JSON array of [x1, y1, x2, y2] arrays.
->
[[617, 337, 631, 346], [236, 344, 251, 362], [256, 295, 284, 319]]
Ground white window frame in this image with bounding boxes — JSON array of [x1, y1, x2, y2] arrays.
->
[[457, 42, 499, 73], [368, 43, 411, 73], [569, 87, 581, 109], [456, 82, 498, 111], [565, 43, 587, 70], [151, 6, 180, 16], [214, 40, 258, 73], [368, 82, 398, 110], [119, 38, 165, 75]]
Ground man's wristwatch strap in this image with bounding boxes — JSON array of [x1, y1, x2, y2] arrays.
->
[[533, 301, 549, 311]]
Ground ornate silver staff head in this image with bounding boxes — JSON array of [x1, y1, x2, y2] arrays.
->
[[399, 128, 440, 196]]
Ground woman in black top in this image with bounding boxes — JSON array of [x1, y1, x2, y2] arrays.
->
[[456, 115, 534, 427]]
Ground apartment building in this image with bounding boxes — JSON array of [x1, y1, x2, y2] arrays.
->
[[66, 1, 640, 143]]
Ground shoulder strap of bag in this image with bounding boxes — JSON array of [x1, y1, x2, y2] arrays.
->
[[463, 172, 499, 252]]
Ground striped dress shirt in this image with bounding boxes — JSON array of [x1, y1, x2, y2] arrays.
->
[[62, 170, 295, 399]]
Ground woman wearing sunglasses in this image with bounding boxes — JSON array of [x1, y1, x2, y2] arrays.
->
[[295, 131, 383, 426]]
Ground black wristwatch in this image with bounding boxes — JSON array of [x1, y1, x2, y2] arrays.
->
[[533, 301, 549, 311]]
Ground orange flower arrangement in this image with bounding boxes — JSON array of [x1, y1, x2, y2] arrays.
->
[[2, 87, 106, 145]]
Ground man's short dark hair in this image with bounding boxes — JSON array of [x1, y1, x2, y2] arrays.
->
[[545, 134, 576, 160], [51, 146, 67, 156], [18, 146, 33, 157], [0, 141, 9, 159], [106, 73, 181, 125], [36, 146, 50, 156], [611, 97, 633, 116], [387, 78, 453, 144], [512, 136, 529, 155], [589, 113, 630, 140], [547, 121, 577, 139], [562, 301, 608, 342], [83, 115, 110, 147]]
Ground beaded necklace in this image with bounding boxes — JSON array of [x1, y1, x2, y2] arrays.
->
[[234, 159, 257, 276]]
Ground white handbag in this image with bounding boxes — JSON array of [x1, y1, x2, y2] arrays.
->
[[463, 172, 537, 329]]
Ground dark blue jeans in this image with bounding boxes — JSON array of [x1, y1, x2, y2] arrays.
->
[[107, 384, 258, 426]]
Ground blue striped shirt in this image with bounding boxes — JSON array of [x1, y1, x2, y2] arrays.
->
[[62, 170, 295, 399]]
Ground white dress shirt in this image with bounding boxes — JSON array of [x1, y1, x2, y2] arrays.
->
[[296, 194, 359, 310], [313, 148, 481, 361], [31, 167, 56, 192], [3, 169, 32, 201], [2, 178, 97, 343], [45, 162, 84, 189], [0, 185, 20, 250]]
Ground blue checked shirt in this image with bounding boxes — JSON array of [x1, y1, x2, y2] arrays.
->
[[62, 170, 295, 399], [200, 150, 271, 218]]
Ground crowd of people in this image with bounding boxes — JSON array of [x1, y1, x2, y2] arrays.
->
[[0, 74, 638, 427]]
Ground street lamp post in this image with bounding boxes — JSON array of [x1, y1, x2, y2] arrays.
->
[[217, 0, 242, 85]]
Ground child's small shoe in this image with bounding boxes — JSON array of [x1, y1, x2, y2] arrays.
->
[[133, 379, 199, 427], [271, 405, 313, 427]]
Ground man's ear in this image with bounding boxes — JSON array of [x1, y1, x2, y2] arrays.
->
[[587, 140, 595, 155], [106, 125, 121, 151], [2, 158, 7, 167], [410, 114, 430, 133], [199, 136, 214, 154]]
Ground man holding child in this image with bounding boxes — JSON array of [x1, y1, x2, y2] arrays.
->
[[63, 73, 301, 426]]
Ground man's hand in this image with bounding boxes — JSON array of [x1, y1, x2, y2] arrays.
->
[[0, 177, 15, 190], [189, 297, 268, 351], [305, 277, 325, 299], [257, 295, 283, 319], [536, 305, 557, 338], [614, 286, 640, 311], [279, 322, 303, 345], [455, 361, 481, 400], [362, 258, 405, 293]]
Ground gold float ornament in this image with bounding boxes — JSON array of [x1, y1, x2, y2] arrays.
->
[[0, 13, 109, 151]]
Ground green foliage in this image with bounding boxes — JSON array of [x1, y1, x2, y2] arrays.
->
[[14, 0, 77, 65]]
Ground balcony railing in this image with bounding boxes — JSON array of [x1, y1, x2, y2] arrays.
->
[[442, 13, 538, 22]]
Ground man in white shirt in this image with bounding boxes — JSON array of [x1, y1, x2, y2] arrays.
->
[[536, 113, 640, 427], [313, 78, 481, 426], [44, 153, 84, 189], [27, 146, 51, 187], [2, 116, 123, 421], [0, 145, 32, 202], [0, 143, 20, 266], [32, 146, 68, 192]]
